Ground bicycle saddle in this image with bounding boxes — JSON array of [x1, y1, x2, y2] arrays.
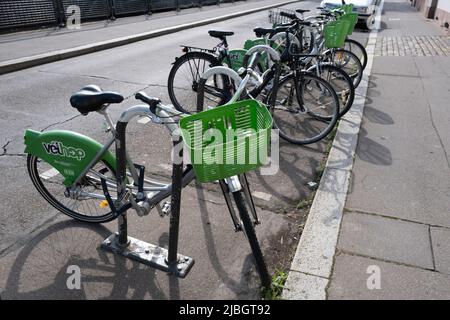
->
[[70, 85, 124, 115], [253, 26, 290, 37], [296, 9, 310, 14], [208, 30, 234, 39]]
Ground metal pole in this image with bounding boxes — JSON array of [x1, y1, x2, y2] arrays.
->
[[52, 0, 66, 28], [115, 121, 130, 247], [148, 0, 153, 15], [167, 140, 184, 266], [108, 0, 116, 20], [176, 0, 180, 12], [117, 214, 129, 246]]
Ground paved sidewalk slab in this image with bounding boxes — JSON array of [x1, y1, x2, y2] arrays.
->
[[338, 212, 434, 270], [346, 57, 450, 228], [328, 254, 450, 300], [430, 227, 450, 275], [327, 0, 450, 300]]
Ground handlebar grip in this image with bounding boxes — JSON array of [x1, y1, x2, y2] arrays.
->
[[135, 92, 161, 113]]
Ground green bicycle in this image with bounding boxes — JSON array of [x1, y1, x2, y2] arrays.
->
[[25, 84, 272, 287]]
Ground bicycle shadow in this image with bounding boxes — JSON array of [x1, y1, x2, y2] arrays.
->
[[3, 219, 178, 300], [249, 139, 328, 209], [194, 183, 260, 299]]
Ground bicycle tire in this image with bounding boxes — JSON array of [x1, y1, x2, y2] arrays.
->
[[317, 64, 355, 118], [27, 154, 117, 223], [344, 38, 368, 70], [168, 51, 221, 114], [232, 190, 271, 288], [269, 72, 340, 145], [326, 49, 363, 88]]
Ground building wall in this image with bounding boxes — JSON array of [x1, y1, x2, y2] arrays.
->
[[435, 0, 450, 31], [412, 0, 450, 33]]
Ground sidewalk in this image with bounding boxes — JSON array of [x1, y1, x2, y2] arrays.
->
[[282, 0, 450, 300], [328, 0, 450, 299], [0, 0, 297, 73]]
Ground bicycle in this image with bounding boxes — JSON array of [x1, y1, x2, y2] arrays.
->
[[254, 22, 355, 118], [272, 6, 368, 71], [268, 10, 364, 89], [167, 30, 269, 114], [24, 84, 272, 288], [196, 44, 341, 145]]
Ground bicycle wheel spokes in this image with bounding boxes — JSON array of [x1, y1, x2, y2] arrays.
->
[[172, 58, 207, 112], [330, 49, 363, 87], [29, 155, 116, 222], [271, 74, 339, 145], [169, 52, 219, 113], [344, 39, 368, 70]]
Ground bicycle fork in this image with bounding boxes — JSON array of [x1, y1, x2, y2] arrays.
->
[[220, 175, 260, 232]]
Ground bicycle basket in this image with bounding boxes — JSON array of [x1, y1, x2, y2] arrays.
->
[[324, 20, 350, 48], [179, 100, 273, 183], [341, 13, 358, 35], [268, 8, 296, 26]]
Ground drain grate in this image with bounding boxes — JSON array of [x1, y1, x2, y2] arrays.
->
[[375, 36, 449, 56]]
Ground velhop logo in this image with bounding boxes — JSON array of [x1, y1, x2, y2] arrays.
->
[[43, 141, 86, 161]]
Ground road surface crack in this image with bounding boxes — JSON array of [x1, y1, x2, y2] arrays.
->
[[40, 114, 81, 131]]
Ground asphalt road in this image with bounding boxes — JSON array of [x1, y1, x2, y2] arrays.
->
[[0, 0, 369, 299]]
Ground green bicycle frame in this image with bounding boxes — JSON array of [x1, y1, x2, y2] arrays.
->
[[24, 129, 116, 186]]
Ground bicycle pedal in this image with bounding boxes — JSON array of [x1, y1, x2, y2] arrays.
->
[[157, 201, 171, 217], [161, 202, 172, 216]]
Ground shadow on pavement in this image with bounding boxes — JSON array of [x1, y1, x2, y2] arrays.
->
[[364, 105, 394, 125], [3, 220, 177, 300], [195, 184, 257, 296], [356, 127, 392, 166]]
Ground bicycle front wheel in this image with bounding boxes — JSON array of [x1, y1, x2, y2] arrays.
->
[[344, 38, 368, 70], [326, 49, 363, 88], [232, 190, 271, 288], [269, 72, 340, 145], [316, 64, 355, 118], [27, 154, 117, 223]]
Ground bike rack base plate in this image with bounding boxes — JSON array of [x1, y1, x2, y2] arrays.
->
[[101, 233, 194, 278]]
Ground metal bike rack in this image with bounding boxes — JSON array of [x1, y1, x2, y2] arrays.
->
[[101, 121, 194, 278]]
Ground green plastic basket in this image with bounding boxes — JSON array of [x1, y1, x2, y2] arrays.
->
[[324, 20, 350, 48], [341, 13, 358, 35], [179, 100, 273, 183]]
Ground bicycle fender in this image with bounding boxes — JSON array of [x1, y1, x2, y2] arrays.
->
[[228, 49, 248, 72], [24, 129, 116, 187]]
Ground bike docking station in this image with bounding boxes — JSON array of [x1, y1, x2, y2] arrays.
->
[[101, 119, 194, 278]]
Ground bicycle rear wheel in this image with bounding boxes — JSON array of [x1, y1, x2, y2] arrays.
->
[[27, 154, 117, 223], [168, 51, 223, 114], [269, 72, 340, 145], [232, 190, 271, 288]]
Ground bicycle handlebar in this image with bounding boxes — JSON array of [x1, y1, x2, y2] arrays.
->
[[135, 92, 161, 114]]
